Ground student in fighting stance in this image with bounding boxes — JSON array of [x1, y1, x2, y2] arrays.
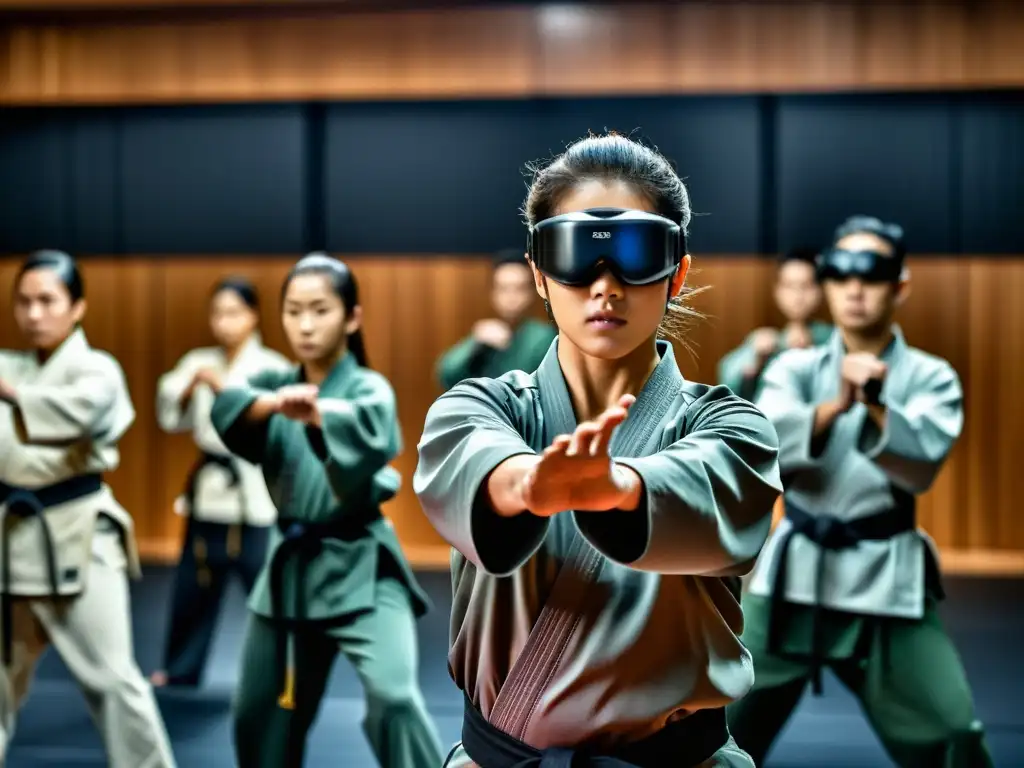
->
[[415, 134, 782, 767], [211, 254, 444, 767], [152, 277, 290, 689], [728, 216, 993, 767], [0, 251, 176, 767]]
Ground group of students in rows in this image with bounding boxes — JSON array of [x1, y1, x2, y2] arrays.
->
[[0, 132, 992, 767]]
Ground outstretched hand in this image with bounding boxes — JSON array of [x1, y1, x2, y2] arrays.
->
[[521, 394, 641, 518]]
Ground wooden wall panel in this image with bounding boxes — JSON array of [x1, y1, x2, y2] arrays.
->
[[1, 1, 1022, 104], [1, 256, 1022, 575]]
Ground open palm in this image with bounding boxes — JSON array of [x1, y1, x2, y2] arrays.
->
[[522, 394, 637, 517]]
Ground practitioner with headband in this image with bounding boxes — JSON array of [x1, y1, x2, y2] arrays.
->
[[728, 216, 993, 767], [415, 133, 782, 767]]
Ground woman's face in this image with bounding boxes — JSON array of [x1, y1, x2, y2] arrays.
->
[[209, 289, 258, 350], [530, 179, 688, 361], [281, 273, 359, 364], [13, 267, 85, 352]]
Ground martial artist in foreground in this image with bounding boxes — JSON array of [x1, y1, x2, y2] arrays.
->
[[728, 216, 994, 767], [415, 133, 783, 767], [0, 251, 176, 766], [152, 277, 290, 689], [210, 254, 444, 767]]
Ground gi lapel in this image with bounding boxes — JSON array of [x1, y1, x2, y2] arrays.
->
[[488, 340, 683, 738]]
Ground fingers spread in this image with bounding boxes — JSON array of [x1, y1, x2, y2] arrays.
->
[[568, 422, 599, 456], [591, 408, 626, 455]]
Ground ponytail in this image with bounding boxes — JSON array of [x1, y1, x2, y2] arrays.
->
[[347, 328, 370, 369]]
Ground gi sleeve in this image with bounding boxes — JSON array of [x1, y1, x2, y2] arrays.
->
[[306, 371, 402, 500], [210, 368, 289, 465], [436, 337, 490, 391], [858, 360, 963, 493], [414, 378, 546, 577], [16, 354, 133, 444], [755, 350, 828, 473], [717, 336, 760, 402], [155, 350, 202, 433]]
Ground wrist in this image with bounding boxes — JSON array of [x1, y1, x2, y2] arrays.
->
[[486, 454, 539, 518], [612, 463, 643, 511]]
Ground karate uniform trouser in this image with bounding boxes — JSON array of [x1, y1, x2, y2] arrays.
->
[[727, 594, 993, 768], [161, 518, 269, 686], [233, 577, 444, 768], [0, 519, 177, 767]]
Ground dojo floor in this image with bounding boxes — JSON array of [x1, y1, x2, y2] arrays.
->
[[7, 568, 1023, 767]]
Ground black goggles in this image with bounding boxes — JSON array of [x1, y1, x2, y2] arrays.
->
[[528, 208, 683, 287], [816, 248, 904, 284]]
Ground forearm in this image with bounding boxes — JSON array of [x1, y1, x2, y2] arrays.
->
[[813, 398, 847, 437], [245, 394, 279, 422]]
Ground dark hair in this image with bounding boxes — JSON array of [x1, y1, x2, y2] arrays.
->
[[212, 276, 260, 311], [492, 248, 530, 271], [833, 215, 907, 261], [16, 250, 84, 302], [522, 132, 705, 347], [778, 246, 820, 267], [283, 253, 369, 368]]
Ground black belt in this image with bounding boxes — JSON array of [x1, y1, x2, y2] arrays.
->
[[183, 452, 245, 562], [461, 693, 728, 768], [183, 451, 242, 520], [768, 496, 918, 694], [0, 474, 103, 665], [269, 511, 381, 709]]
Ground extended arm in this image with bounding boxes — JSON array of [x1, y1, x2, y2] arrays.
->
[[858, 362, 963, 493], [576, 388, 782, 575], [210, 368, 288, 465], [414, 379, 546, 576]]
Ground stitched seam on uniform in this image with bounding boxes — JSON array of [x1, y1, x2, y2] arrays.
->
[[517, 547, 603, 741]]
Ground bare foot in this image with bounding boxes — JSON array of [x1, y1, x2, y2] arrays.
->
[[150, 670, 168, 687]]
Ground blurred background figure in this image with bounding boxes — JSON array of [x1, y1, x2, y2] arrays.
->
[[151, 278, 290, 690], [718, 248, 831, 401], [436, 249, 555, 391], [0, 1, 1020, 766]]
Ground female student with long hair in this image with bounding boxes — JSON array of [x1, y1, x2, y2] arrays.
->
[[151, 277, 291, 689], [210, 254, 444, 767], [0, 250, 176, 766], [414, 134, 783, 767]]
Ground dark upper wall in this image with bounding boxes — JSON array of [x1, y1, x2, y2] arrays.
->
[[1, 92, 1022, 256]]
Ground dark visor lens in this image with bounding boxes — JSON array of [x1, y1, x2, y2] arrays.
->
[[817, 249, 903, 283], [531, 209, 680, 287]]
